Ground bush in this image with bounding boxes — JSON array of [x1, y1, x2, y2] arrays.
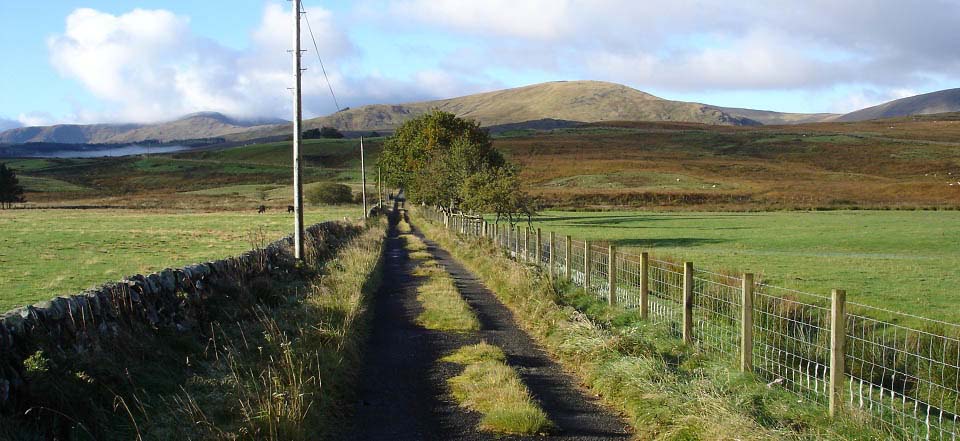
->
[[306, 183, 353, 205]]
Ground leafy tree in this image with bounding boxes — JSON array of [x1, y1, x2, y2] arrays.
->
[[305, 182, 352, 205], [460, 165, 534, 226], [303, 127, 344, 139], [378, 110, 504, 209], [0, 163, 25, 209]]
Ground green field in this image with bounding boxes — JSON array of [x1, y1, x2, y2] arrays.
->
[[520, 210, 960, 322], [0, 206, 362, 312]]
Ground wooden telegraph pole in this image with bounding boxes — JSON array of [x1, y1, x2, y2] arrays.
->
[[291, 0, 305, 260], [360, 137, 368, 218]]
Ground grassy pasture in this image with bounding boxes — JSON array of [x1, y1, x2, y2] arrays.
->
[[1, 137, 384, 206], [0, 206, 360, 312], [518, 210, 960, 322]]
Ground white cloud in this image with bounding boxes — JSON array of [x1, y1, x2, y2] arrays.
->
[[830, 88, 919, 114], [17, 112, 55, 127], [377, 0, 960, 93], [43, 4, 491, 125], [386, 0, 571, 40], [35, 0, 960, 124]]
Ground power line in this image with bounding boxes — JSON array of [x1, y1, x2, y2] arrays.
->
[[301, 7, 342, 118]]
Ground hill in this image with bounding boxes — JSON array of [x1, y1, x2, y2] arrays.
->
[[294, 81, 763, 132], [837, 88, 960, 122], [0, 112, 285, 144]]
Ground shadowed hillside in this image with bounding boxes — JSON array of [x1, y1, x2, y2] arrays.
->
[[838, 88, 960, 122]]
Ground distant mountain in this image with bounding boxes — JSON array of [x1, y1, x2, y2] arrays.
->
[[6, 82, 960, 147], [290, 81, 763, 134], [709, 106, 840, 125], [0, 112, 286, 144], [837, 88, 960, 122]]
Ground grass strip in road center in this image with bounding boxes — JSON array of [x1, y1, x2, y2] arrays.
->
[[443, 343, 553, 435], [400, 220, 480, 331]]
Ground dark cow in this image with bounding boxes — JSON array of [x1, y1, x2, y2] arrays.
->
[[287, 205, 295, 213], [257, 205, 266, 214]]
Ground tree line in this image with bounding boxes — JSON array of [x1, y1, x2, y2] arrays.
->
[[377, 110, 534, 225]]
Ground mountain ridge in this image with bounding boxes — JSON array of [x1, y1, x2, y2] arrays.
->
[[0, 112, 286, 145], [836, 88, 960, 122], [3, 81, 960, 145]]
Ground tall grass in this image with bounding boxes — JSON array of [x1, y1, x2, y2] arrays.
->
[[0, 219, 386, 440], [416, 214, 888, 440]]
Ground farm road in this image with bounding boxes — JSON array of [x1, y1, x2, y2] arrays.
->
[[339, 213, 632, 440]]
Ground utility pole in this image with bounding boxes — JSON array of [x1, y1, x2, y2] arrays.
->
[[377, 166, 383, 209], [291, 0, 305, 260], [360, 137, 368, 218]]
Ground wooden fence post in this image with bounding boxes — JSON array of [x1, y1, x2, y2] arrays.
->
[[535, 228, 542, 266], [515, 225, 521, 259], [640, 252, 649, 319], [830, 289, 846, 418], [608, 245, 617, 306], [584, 240, 592, 292], [495, 223, 499, 246], [523, 227, 530, 262], [741, 273, 754, 373], [565, 235, 572, 280], [682, 261, 694, 344], [549, 231, 556, 280]]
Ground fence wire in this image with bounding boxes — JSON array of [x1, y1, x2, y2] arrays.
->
[[692, 269, 742, 359], [648, 258, 684, 327], [845, 302, 960, 440], [589, 244, 609, 300], [423, 208, 960, 439], [753, 284, 832, 405], [616, 252, 643, 309]]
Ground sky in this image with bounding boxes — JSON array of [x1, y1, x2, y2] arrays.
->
[[1, 0, 959, 129]]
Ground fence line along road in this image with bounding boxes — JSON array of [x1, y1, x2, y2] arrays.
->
[[423, 208, 960, 441]]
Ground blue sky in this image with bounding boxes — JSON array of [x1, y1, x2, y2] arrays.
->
[[1, 0, 958, 128]]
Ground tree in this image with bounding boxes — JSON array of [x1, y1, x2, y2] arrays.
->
[[319, 127, 344, 139], [303, 127, 345, 139], [0, 163, 25, 209], [459, 165, 534, 226], [377, 110, 504, 209]]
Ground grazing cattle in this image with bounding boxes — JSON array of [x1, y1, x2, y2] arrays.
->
[[287, 205, 295, 213], [257, 205, 266, 214]]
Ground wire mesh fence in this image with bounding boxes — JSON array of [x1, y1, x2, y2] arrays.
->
[[616, 252, 643, 309], [844, 302, 960, 440], [753, 283, 832, 405], [692, 269, 742, 359], [589, 244, 609, 300], [421, 208, 960, 439], [648, 258, 684, 327]]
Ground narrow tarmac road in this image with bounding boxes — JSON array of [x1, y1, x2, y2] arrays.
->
[[341, 214, 632, 440]]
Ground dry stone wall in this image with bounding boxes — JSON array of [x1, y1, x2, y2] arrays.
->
[[0, 221, 359, 412]]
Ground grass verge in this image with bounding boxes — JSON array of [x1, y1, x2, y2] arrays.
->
[[443, 343, 553, 435], [0, 218, 387, 441], [415, 210, 888, 440]]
